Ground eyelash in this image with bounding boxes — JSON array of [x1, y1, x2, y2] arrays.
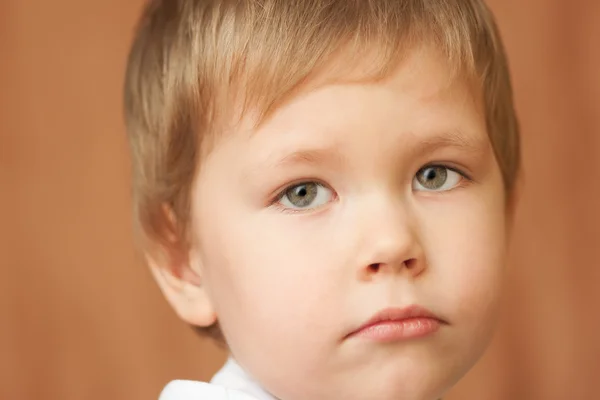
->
[[414, 163, 474, 193], [269, 180, 336, 214], [268, 163, 473, 212], [422, 163, 473, 181]]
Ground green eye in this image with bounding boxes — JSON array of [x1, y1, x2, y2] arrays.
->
[[413, 166, 462, 191], [279, 182, 333, 209]]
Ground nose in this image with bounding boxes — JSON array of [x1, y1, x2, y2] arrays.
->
[[354, 196, 426, 280]]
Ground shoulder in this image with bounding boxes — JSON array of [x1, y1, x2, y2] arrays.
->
[[159, 380, 260, 400]]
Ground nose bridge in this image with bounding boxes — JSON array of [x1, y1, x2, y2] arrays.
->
[[355, 191, 423, 272]]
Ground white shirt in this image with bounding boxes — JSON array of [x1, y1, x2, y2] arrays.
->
[[159, 358, 277, 400]]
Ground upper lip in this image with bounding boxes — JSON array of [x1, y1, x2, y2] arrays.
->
[[346, 305, 446, 337]]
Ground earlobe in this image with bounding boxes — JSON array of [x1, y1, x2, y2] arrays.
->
[[148, 252, 217, 328], [146, 204, 218, 327]]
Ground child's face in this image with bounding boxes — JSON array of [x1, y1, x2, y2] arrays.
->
[[183, 46, 508, 400]]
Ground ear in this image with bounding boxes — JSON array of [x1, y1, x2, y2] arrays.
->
[[148, 250, 217, 327], [146, 206, 217, 327]]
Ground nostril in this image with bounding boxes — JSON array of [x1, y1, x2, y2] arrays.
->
[[368, 263, 381, 273], [405, 258, 416, 268]]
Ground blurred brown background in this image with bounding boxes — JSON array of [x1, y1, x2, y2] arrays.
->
[[1, 0, 599, 399]]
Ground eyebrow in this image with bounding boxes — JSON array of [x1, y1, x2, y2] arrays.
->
[[240, 145, 345, 184], [412, 130, 488, 156], [246, 130, 486, 180], [268, 146, 347, 170]]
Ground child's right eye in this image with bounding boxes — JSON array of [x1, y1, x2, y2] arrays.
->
[[276, 182, 334, 211]]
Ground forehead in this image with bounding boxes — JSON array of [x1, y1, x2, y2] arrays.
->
[[211, 46, 487, 170], [255, 45, 482, 132], [206, 43, 482, 152], [245, 43, 481, 130], [206, 44, 486, 169], [319, 44, 472, 93]]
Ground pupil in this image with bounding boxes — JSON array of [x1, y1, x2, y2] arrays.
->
[[425, 169, 437, 180], [296, 187, 307, 197]]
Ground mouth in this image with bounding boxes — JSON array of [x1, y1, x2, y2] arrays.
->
[[345, 305, 447, 343]]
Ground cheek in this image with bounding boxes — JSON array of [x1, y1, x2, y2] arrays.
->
[[198, 208, 341, 344], [423, 191, 507, 325], [199, 210, 350, 390]]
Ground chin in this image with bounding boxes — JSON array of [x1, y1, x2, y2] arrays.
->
[[368, 356, 467, 400], [320, 364, 453, 400], [367, 379, 449, 400]]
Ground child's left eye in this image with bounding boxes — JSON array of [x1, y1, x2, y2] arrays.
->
[[412, 165, 464, 192], [277, 182, 334, 210]]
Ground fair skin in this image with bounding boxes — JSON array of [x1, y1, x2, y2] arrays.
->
[[152, 46, 510, 400]]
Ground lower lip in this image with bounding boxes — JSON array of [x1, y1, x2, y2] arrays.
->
[[350, 318, 441, 342]]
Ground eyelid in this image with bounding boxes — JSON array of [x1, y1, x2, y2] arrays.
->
[[270, 179, 329, 202], [420, 162, 473, 181], [265, 163, 472, 209], [412, 163, 473, 193], [269, 181, 337, 214]]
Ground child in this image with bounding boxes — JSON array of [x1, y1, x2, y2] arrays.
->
[[124, 0, 520, 399]]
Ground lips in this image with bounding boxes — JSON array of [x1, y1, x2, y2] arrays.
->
[[346, 305, 447, 342]]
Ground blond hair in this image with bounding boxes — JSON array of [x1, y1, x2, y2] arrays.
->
[[124, 0, 519, 336]]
